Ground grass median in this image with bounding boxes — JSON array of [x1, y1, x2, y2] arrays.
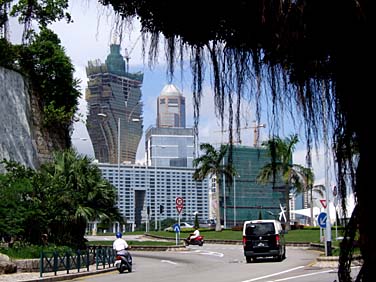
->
[[0, 228, 350, 259]]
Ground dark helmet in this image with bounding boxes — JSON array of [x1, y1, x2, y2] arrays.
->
[[116, 232, 122, 238]]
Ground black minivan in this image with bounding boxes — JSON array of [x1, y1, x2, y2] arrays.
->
[[242, 219, 286, 263]]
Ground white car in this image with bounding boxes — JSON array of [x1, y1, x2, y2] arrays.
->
[[164, 222, 193, 231]]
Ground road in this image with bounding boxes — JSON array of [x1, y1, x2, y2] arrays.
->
[[71, 243, 361, 282]]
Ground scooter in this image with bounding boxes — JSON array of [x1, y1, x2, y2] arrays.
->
[[184, 235, 204, 246], [114, 250, 132, 273]]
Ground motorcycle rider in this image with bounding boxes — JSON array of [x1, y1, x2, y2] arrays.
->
[[186, 226, 200, 243], [113, 232, 132, 264]]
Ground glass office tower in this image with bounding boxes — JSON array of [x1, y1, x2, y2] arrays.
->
[[221, 145, 285, 226]]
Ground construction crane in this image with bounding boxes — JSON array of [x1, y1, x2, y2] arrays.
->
[[124, 35, 141, 73], [214, 121, 266, 147]]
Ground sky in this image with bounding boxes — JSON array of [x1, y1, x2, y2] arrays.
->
[[8, 0, 336, 193]]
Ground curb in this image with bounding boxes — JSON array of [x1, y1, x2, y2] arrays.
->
[[21, 267, 116, 282]]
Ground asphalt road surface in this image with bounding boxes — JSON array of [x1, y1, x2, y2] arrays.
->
[[72, 243, 361, 282]]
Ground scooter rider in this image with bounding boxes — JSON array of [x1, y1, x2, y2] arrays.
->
[[187, 226, 200, 243], [113, 232, 132, 262]]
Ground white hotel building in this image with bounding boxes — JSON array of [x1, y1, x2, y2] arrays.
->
[[97, 163, 210, 231]]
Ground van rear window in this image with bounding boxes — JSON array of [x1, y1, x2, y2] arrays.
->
[[245, 222, 275, 236]]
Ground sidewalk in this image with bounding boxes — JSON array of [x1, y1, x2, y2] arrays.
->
[[0, 264, 116, 282]]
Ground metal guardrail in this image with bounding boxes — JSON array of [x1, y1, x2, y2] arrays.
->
[[39, 246, 115, 277]]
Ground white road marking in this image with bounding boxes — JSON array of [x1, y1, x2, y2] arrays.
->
[[180, 249, 224, 257], [161, 260, 178, 265], [264, 266, 361, 282], [199, 251, 224, 257], [264, 269, 334, 281], [241, 266, 305, 282]]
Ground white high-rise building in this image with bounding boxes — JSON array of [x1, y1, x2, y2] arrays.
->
[[98, 163, 209, 231], [157, 84, 186, 128]]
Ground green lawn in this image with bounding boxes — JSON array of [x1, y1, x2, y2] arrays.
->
[[146, 228, 345, 246], [0, 228, 351, 259]]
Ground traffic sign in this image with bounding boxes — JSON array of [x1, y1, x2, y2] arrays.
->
[[176, 197, 184, 206], [317, 212, 327, 228], [333, 185, 337, 197], [319, 199, 327, 208], [173, 223, 180, 233], [176, 197, 184, 214], [176, 205, 183, 214]]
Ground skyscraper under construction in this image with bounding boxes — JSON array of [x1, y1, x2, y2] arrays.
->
[[85, 44, 143, 164]]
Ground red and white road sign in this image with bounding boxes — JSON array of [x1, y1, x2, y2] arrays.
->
[[320, 199, 327, 208], [176, 197, 184, 214], [176, 197, 184, 206]]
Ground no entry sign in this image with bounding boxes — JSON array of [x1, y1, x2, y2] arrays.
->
[[176, 197, 184, 214]]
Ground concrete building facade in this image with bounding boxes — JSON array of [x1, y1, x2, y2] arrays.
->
[[98, 163, 209, 231]]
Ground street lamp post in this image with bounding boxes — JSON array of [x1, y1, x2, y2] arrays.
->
[[98, 104, 140, 233], [154, 161, 158, 231], [117, 117, 121, 231], [322, 92, 332, 256], [153, 145, 167, 231], [223, 158, 226, 229], [98, 112, 120, 232], [233, 174, 240, 226]]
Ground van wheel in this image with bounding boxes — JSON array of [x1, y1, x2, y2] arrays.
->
[[246, 257, 252, 263]]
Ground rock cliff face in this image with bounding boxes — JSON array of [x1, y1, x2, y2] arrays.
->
[[0, 67, 67, 172], [0, 67, 39, 172]]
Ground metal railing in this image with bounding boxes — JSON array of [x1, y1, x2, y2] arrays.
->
[[39, 246, 115, 277]]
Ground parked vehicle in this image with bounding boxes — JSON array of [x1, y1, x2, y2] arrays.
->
[[114, 250, 132, 273], [183, 235, 204, 246], [199, 219, 216, 229], [242, 219, 286, 263], [164, 222, 193, 231]]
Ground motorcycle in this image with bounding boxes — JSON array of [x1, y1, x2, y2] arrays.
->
[[184, 235, 204, 246], [114, 250, 132, 273]]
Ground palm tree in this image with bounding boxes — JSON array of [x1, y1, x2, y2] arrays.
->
[[257, 134, 313, 230], [192, 143, 236, 231], [40, 149, 123, 248]]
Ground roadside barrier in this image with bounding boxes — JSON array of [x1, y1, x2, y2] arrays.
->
[[39, 246, 115, 277]]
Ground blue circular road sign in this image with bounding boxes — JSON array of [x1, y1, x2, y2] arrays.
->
[[317, 212, 327, 228], [173, 223, 181, 233]]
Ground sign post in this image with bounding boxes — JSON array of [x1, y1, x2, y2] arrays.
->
[[175, 197, 184, 244], [333, 185, 338, 240], [173, 223, 181, 245]]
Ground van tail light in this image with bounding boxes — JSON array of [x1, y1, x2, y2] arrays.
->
[[242, 236, 249, 247], [275, 234, 280, 246]]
